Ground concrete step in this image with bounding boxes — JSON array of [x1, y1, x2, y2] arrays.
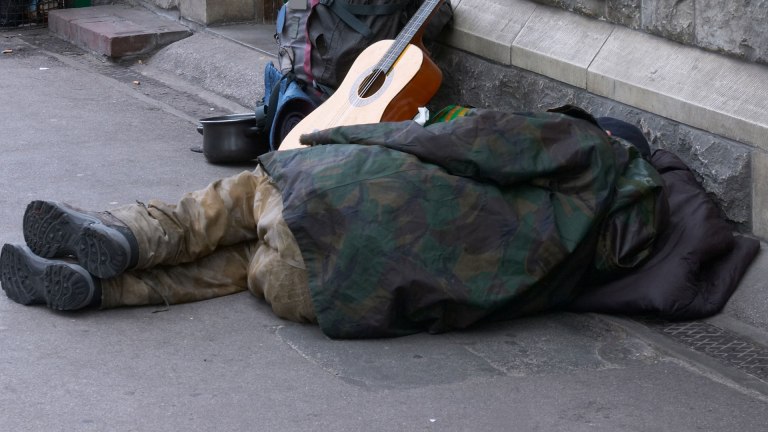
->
[[137, 29, 273, 111], [48, 4, 191, 58]]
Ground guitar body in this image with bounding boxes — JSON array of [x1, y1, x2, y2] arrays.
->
[[278, 39, 442, 150]]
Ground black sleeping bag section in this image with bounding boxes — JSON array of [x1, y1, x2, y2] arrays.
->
[[569, 149, 760, 319]]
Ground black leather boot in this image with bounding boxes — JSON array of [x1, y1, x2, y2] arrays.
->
[[0, 243, 101, 311], [23, 200, 139, 279]]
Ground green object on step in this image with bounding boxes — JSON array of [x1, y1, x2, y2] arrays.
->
[[73, 0, 91, 7]]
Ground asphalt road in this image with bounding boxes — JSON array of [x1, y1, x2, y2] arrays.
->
[[1, 29, 767, 432]]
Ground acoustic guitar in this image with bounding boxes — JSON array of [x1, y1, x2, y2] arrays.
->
[[278, 0, 445, 151]]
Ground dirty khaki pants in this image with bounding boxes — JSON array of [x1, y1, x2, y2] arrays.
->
[[100, 166, 316, 323]]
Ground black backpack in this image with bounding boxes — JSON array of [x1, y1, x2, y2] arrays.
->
[[275, 0, 452, 96]]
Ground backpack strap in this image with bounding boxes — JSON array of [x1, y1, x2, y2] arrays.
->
[[312, 80, 336, 97], [318, 0, 409, 38], [264, 71, 297, 148]]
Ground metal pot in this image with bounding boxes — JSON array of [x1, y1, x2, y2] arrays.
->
[[196, 112, 269, 164]]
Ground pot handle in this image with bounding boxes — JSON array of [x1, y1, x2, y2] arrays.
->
[[196, 124, 204, 135], [244, 126, 264, 138]]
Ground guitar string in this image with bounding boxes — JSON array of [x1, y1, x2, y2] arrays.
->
[[319, 0, 438, 132]]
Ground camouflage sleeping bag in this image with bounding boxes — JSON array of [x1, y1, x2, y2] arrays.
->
[[258, 109, 665, 338]]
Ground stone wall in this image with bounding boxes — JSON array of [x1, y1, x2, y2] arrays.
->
[[132, 0, 259, 25], [530, 0, 768, 65]]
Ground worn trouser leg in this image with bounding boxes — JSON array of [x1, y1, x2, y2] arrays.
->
[[103, 167, 316, 322], [101, 242, 252, 307], [246, 198, 315, 322], [109, 170, 264, 268]]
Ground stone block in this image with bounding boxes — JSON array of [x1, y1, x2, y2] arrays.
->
[[178, 0, 205, 24], [442, 0, 536, 65], [695, 0, 768, 64], [432, 48, 578, 114], [48, 8, 111, 41], [511, 6, 613, 88], [640, 0, 694, 44], [607, 0, 641, 29], [111, 34, 158, 58], [587, 26, 768, 151], [752, 150, 768, 238], [669, 126, 752, 225], [179, 0, 255, 25], [149, 0, 179, 9], [78, 19, 155, 57], [206, 0, 255, 25], [48, 5, 191, 58]]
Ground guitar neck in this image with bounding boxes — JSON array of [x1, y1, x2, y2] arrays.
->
[[378, 0, 444, 73]]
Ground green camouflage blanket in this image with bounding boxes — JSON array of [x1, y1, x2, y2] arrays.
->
[[259, 109, 664, 338]]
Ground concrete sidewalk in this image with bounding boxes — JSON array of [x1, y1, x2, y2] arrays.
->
[[1, 3, 768, 431]]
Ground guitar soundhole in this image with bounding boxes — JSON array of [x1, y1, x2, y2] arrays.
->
[[357, 69, 386, 98]]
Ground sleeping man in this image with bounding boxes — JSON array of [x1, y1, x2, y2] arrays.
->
[[0, 107, 756, 338]]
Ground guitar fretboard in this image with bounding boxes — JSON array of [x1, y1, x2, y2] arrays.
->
[[377, 0, 443, 73]]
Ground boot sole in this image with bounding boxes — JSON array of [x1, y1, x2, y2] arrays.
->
[[23, 200, 131, 279], [0, 244, 95, 310], [78, 223, 132, 279], [23, 200, 99, 257]]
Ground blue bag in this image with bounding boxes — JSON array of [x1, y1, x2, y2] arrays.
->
[[262, 62, 324, 151]]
